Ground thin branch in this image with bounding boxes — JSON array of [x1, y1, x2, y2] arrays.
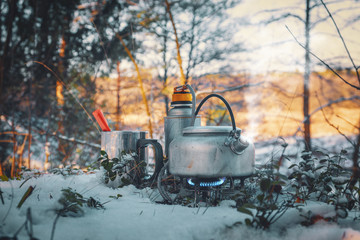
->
[[33, 127, 100, 149], [260, 13, 304, 24], [32, 61, 101, 133], [316, 94, 355, 147], [90, 19, 111, 68], [336, 114, 360, 130], [294, 95, 360, 136], [285, 25, 360, 90], [320, 0, 360, 83], [51, 133, 101, 149], [50, 213, 61, 240], [304, 95, 360, 123], [196, 82, 264, 96]]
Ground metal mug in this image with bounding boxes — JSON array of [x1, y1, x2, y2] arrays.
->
[[101, 131, 163, 181]]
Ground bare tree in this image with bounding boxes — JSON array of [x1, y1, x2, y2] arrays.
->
[[258, 0, 360, 150]]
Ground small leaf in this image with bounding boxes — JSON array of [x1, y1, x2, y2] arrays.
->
[[288, 172, 298, 180], [319, 159, 328, 164], [242, 203, 256, 209], [331, 164, 343, 169], [109, 194, 122, 199], [257, 194, 264, 203], [238, 207, 253, 217], [260, 178, 271, 192], [277, 174, 289, 180], [324, 184, 332, 192], [314, 165, 325, 171], [273, 165, 280, 170], [288, 164, 298, 169], [272, 180, 286, 186], [245, 218, 252, 226], [0, 175, 9, 181], [17, 186, 35, 209], [100, 150, 108, 158]]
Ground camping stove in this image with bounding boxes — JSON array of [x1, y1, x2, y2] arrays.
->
[[157, 84, 255, 205]]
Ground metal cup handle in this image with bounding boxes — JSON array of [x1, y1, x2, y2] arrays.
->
[[137, 139, 164, 182]]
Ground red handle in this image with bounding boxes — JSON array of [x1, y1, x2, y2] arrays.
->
[[92, 109, 111, 131]]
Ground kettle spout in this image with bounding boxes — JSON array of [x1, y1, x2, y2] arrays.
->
[[230, 137, 249, 155], [225, 132, 249, 155]]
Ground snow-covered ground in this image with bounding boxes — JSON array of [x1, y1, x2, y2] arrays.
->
[[1, 136, 359, 240], [0, 173, 360, 240]]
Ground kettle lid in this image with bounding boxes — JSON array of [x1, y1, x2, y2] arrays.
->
[[182, 126, 241, 135]]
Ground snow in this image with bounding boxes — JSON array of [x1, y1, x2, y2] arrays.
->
[[1, 172, 360, 240]]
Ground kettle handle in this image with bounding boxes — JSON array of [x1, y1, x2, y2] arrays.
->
[[137, 139, 164, 182], [185, 84, 196, 126], [191, 93, 237, 131]]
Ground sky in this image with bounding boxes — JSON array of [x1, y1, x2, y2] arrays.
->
[[227, 0, 360, 74], [111, 0, 360, 78]]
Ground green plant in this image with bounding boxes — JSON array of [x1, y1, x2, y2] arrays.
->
[[236, 170, 296, 230], [57, 188, 86, 217], [51, 188, 104, 240], [49, 165, 83, 176], [288, 150, 358, 218], [98, 150, 143, 187]]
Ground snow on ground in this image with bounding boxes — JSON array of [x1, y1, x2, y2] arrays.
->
[[1, 172, 360, 240], [1, 135, 359, 240]]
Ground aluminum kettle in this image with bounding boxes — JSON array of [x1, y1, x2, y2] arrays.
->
[[168, 87, 255, 178]]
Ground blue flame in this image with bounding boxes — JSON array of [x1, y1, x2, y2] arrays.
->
[[187, 177, 226, 187]]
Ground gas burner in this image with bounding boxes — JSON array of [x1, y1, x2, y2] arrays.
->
[[187, 177, 226, 187]]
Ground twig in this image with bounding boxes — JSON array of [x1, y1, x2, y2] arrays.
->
[[285, 25, 360, 90], [202, 206, 209, 215], [315, 94, 355, 147], [90, 19, 111, 68], [336, 114, 360, 130], [303, 95, 360, 123], [39, 130, 101, 149], [196, 82, 264, 96], [320, 0, 360, 84], [31, 61, 101, 133], [50, 213, 61, 240], [1, 180, 14, 223]]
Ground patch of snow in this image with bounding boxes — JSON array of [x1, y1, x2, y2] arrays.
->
[[1, 173, 359, 240]]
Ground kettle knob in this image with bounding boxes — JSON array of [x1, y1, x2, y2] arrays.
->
[[224, 129, 249, 155]]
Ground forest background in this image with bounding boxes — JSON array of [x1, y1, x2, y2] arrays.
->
[[0, 0, 359, 177]]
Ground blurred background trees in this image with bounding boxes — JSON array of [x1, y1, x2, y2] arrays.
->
[[0, 0, 359, 176]]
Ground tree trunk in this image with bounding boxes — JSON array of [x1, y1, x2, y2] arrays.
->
[[0, 162, 3, 176], [27, 75, 32, 169], [165, 0, 186, 85], [116, 61, 121, 130], [303, 0, 311, 151], [0, 0, 16, 106], [11, 118, 16, 178]]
